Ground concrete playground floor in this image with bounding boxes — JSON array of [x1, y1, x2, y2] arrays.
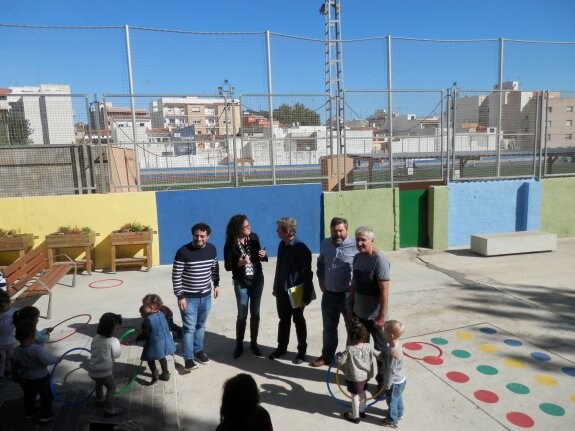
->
[[1, 239, 574, 431]]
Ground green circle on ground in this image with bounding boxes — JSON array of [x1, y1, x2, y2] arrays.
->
[[539, 403, 565, 416], [476, 365, 498, 375], [452, 350, 471, 358], [506, 383, 530, 395], [431, 337, 448, 345]]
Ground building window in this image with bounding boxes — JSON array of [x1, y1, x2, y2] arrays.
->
[[547, 134, 551, 140], [566, 120, 573, 127], [566, 134, 573, 140], [547, 107, 553, 113], [547, 121, 552, 127], [191, 107, 200, 112], [567, 106, 573, 112]]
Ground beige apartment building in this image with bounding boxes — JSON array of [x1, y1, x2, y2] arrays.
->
[[150, 97, 240, 137]]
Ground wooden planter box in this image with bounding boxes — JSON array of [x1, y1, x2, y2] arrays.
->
[[45, 232, 96, 274], [110, 231, 153, 272], [0, 233, 35, 262]]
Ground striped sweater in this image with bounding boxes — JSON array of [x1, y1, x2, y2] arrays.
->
[[172, 242, 220, 299]]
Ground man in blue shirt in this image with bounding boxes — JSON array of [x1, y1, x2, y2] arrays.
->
[[311, 217, 358, 367]]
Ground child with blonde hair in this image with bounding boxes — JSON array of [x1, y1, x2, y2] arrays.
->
[[88, 312, 123, 417], [381, 320, 406, 429], [334, 317, 376, 424], [139, 294, 176, 384]]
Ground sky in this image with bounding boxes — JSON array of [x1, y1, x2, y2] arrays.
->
[[2, 0, 575, 40], [1, 0, 575, 120]]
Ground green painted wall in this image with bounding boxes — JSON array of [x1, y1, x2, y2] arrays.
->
[[429, 186, 448, 249], [399, 189, 429, 248], [541, 177, 575, 237], [322, 188, 398, 250]]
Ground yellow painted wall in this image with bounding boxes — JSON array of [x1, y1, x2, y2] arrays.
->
[[0, 193, 158, 269]]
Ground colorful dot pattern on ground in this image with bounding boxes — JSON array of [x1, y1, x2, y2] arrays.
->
[[403, 324, 574, 428]]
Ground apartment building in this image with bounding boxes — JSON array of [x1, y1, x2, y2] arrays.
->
[[6, 84, 75, 145], [150, 96, 240, 136], [546, 93, 575, 149]]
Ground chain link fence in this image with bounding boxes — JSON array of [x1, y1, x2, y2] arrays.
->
[[1, 25, 574, 195]]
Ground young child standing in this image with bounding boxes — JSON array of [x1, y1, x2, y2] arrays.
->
[[139, 294, 176, 384], [0, 290, 17, 386], [88, 312, 123, 417], [381, 320, 406, 429], [12, 306, 54, 344], [334, 318, 376, 424], [11, 320, 58, 423]]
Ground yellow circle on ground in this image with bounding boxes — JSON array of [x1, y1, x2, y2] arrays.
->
[[534, 374, 557, 386], [504, 358, 524, 368], [455, 331, 473, 340], [569, 394, 575, 403], [479, 344, 497, 353]]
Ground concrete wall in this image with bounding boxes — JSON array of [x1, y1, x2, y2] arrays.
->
[[155, 184, 323, 265], [429, 186, 448, 249], [541, 177, 575, 237], [0, 193, 158, 268], [448, 179, 541, 247], [322, 188, 398, 251]]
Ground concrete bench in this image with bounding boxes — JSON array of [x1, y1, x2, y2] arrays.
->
[[470, 231, 557, 257]]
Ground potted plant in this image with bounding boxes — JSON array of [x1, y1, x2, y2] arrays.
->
[[0, 229, 35, 255], [45, 226, 96, 248], [110, 222, 154, 272], [45, 226, 97, 273]]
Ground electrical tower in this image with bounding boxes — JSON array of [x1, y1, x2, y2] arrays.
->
[[320, 0, 345, 157]]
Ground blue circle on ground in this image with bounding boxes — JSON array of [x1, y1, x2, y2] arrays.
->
[[531, 352, 551, 362], [479, 327, 497, 335], [561, 367, 575, 377], [504, 339, 522, 347]]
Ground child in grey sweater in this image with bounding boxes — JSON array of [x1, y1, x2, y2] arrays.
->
[[335, 318, 377, 424]]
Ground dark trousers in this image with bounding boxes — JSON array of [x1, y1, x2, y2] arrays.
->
[[275, 289, 307, 354], [19, 374, 53, 418], [356, 315, 386, 386]]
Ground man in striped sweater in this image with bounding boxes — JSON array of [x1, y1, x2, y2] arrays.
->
[[172, 222, 220, 371]]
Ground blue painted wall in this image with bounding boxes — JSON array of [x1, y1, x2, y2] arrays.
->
[[155, 184, 323, 264], [448, 180, 541, 247]]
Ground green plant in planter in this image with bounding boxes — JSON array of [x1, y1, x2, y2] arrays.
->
[[0, 228, 19, 237], [54, 225, 93, 235], [118, 222, 151, 233]]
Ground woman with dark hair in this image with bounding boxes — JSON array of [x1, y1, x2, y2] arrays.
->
[[224, 215, 267, 358], [216, 373, 273, 431]]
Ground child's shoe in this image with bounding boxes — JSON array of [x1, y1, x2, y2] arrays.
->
[[159, 372, 170, 382], [382, 418, 398, 428], [104, 407, 124, 417], [150, 370, 159, 384], [343, 412, 360, 424], [38, 413, 55, 423]]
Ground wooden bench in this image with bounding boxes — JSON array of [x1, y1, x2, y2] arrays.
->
[[470, 231, 557, 257], [3, 247, 77, 318]]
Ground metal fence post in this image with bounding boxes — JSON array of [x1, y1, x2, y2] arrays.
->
[[266, 30, 276, 185], [124, 24, 141, 192], [496, 38, 504, 177], [387, 35, 394, 187]]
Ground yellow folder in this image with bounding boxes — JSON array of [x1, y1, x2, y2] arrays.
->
[[288, 283, 316, 308]]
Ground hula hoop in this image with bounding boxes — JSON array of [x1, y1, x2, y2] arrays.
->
[[118, 327, 141, 346], [115, 328, 142, 394], [46, 313, 92, 344], [326, 361, 383, 409], [50, 347, 95, 406], [89, 278, 123, 289], [402, 341, 443, 361]]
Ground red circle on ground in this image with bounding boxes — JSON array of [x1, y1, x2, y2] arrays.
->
[[403, 342, 423, 351], [446, 371, 469, 383], [474, 390, 499, 403], [88, 278, 123, 289], [423, 356, 443, 365], [506, 412, 534, 428]]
